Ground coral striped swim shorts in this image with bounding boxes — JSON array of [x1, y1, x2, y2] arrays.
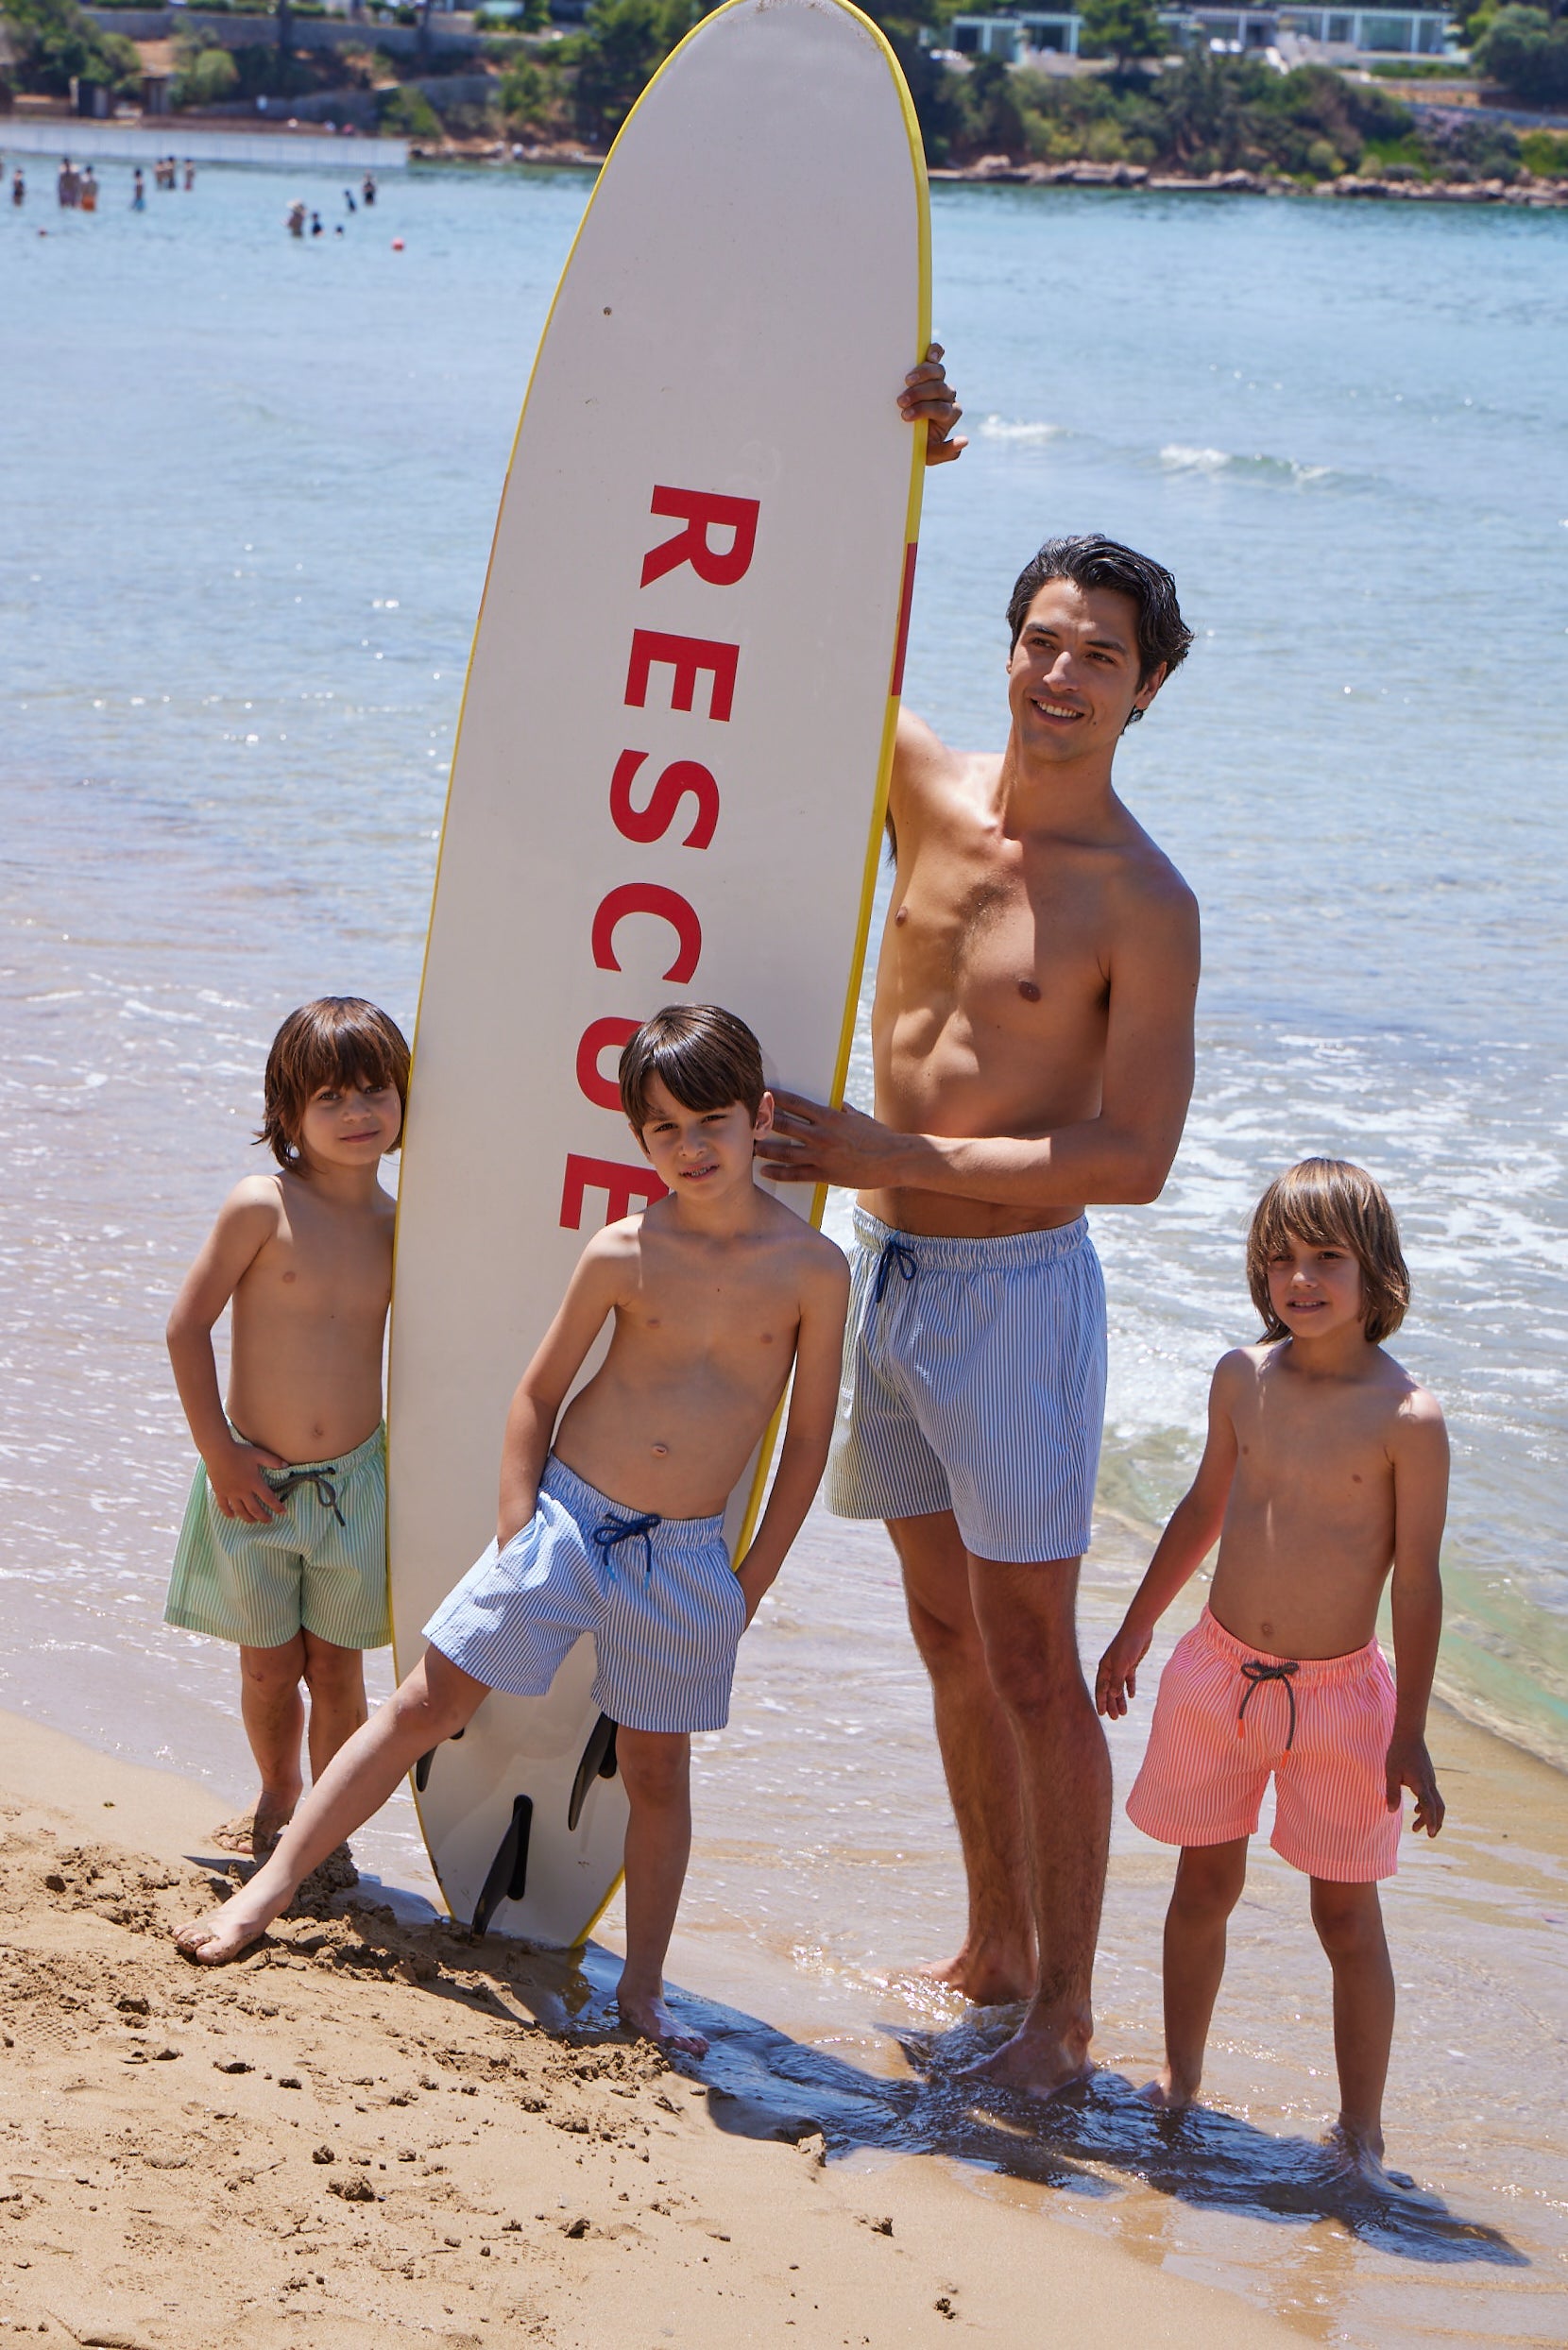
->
[[1126, 1606, 1402, 1882]]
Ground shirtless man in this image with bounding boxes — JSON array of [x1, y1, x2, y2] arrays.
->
[[759, 436, 1201, 2094]]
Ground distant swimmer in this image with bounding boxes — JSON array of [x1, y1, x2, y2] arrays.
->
[[361, 170, 376, 205], [344, 186, 357, 213], [161, 998, 411, 1866], [80, 164, 98, 214], [310, 210, 323, 237], [184, 158, 196, 190], [131, 167, 145, 212], [57, 157, 80, 209], [286, 197, 305, 237], [10, 168, 24, 207]]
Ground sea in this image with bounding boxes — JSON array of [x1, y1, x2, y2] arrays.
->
[[4, 158, 1565, 2343]]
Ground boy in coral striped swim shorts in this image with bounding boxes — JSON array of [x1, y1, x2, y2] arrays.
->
[[1096, 1159, 1448, 2184]]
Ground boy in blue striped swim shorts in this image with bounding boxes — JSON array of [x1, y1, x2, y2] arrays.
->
[[176, 1004, 849, 2056], [164, 996, 410, 1864]]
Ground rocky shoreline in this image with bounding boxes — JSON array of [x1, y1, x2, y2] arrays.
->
[[932, 154, 1568, 204], [414, 139, 1568, 205]]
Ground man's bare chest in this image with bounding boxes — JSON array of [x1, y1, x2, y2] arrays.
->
[[888, 842, 1108, 1019]]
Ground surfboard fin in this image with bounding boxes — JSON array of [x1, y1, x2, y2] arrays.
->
[[567, 1713, 620, 1832], [412, 1725, 466, 1795], [471, 1794, 533, 1938]]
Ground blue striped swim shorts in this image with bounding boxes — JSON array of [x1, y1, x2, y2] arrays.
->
[[827, 1209, 1107, 1564], [421, 1455, 745, 1736]]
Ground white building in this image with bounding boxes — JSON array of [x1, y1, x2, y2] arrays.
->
[[944, 6, 1454, 58]]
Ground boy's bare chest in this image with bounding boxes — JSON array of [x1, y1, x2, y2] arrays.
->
[[628, 1263, 798, 1375], [1236, 1386, 1392, 1515], [251, 1206, 392, 1323]]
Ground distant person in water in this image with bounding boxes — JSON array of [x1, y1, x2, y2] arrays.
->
[[344, 185, 357, 213], [362, 170, 376, 205], [80, 164, 97, 214], [1098, 1159, 1447, 2186], [174, 1005, 849, 2057], [184, 158, 196, 190], [310, 210, 323, 237], [163, 998, 410, 1864], [11, 168, 25, 207], [286, 198, 305, 237], [131, 168, 145, 212]]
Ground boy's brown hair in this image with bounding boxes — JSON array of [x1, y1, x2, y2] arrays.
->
[[619, 1003, 766, 1137], [1247, 1157, 1410, 1345], [258, 997, 411, 1173]]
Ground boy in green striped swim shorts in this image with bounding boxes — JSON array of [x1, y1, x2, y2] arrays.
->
[[164, 996, 410, 1862]]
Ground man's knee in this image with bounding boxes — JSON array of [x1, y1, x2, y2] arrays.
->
[[980, 1610, 1087, 1723]]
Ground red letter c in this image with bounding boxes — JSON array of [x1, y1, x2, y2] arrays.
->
[[590, 883, 702, 984]]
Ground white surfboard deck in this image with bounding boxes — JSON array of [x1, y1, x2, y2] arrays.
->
[[387, 0, 929, 1951]]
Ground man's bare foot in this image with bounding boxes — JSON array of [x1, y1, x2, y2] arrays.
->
[[964, 2008, 1093, 2102], [616, 1987, 708, 2059], [174, 1880, 286, 1967], [919, 1940, 1034, 2007], [1139, 2069, 1198, 2112]]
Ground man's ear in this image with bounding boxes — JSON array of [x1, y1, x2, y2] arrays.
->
[[1133, 660, 1168, 718], [753, 1090, 775, 1140]]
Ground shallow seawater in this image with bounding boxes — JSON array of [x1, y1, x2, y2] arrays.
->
[[3, 161, 1565, 2341]]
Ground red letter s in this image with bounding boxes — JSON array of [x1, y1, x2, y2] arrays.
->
[[609, 749, 718, 849]]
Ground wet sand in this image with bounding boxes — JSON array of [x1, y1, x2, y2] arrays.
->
[[0, 1710, 1304, 2349]]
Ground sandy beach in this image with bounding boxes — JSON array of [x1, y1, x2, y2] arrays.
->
[[0, 1708, 1312, 2349]]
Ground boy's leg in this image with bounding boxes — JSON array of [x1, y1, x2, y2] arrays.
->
[[614, 1728, 707, 2057], [299, 1630, 369, 1782], [237, 1636, 310, 1856], [176, 1647, 486, 1966], [1309, 1878, 1394, 2170], [1150, 1837, 1249, 2109]]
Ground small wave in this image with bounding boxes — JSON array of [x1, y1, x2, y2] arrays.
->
[[980, 416, 1065, 442], [1159, 442, 1334, 486]]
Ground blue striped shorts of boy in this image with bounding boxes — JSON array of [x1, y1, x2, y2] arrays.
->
[[422, 1455, 746, 1737], [827, 1208, 1107, 1565]]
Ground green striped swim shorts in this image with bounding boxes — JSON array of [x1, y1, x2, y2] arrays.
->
[[163, 1422, 391, 1652]]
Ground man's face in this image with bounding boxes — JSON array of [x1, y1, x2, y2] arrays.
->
[[1005, 579, 1164, 759]]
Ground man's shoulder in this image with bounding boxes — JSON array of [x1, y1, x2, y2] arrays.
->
[[1108, 812, 1198, 921]]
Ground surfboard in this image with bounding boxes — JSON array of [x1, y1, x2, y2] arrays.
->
[[386, 0, 929, 1950]]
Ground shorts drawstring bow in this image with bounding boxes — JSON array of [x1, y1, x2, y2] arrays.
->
[[872, 1235, 919, 1305], [1237, 1656, 1299, 1749], [272, 1467, 347, 1529], [591, 1510, 662, 1581]]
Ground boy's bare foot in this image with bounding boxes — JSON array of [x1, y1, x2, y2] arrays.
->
[[1322, 2118, 1393, 2188], [919, 1936, 1034, 2007], [1139, 2067, 1199, 2112], [208, 1793, 295, 1862], [174, 1880, 286, 1967], [964, 2008, 1093, 2103], [616, 1987, 708, 2059]]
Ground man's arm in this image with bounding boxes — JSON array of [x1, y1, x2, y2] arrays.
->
[[1383, 1390, 1449, 1835], [732, 1250, 851, 1623], [495, 1234, 625, 1545], [759, 875, 1200, 1210]]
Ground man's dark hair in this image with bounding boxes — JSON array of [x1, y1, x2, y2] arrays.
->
[[620, 1003, 766, 1136], [1006, 534, 1194, 722]]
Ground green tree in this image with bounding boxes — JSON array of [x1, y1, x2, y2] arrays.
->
[[174, 38, 241, 106], [1474, 4, 1568, 99], [1079, 0, 1167, 67], [571, 0, 707, 142], [500, 53, 553, 124], [2, 0, 142, 96], [963, 52, 1026, 152]]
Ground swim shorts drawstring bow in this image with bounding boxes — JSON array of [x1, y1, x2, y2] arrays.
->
[[1237, 1657, 1299, 1749], [872, 1235, 919, 1305], [591, 1510, 662, 1581], [272, 1467, 347, 1529]]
